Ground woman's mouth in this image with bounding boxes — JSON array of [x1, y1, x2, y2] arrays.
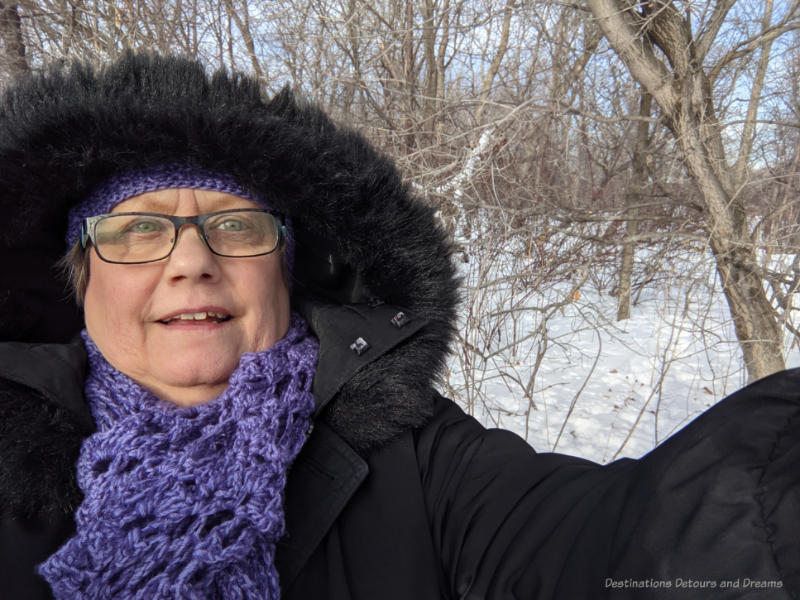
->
[[158, 311, 232, 325]]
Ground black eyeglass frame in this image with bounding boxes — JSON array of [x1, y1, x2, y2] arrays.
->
[[80, 208, 286, 264]]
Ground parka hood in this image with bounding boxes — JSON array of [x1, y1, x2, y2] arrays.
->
[[0, 51, 459, 451]]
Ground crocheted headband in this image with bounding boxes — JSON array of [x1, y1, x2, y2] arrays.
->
[[65, 164, 294, 272]]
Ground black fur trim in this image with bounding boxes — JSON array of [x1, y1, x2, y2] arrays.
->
[[0, 52, 459, 452], [0, 378, 85, 519]]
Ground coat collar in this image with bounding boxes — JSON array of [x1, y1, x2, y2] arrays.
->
[[299, 298, 429, 417], [275, 420, 368, 588]]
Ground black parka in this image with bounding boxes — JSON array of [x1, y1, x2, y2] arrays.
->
[[0, 52, 798, 599]]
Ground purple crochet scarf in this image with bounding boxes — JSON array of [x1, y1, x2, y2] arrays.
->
[[39, 313, 318, 599]]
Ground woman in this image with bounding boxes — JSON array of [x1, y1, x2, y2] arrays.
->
[[0, 52, 797, 599]]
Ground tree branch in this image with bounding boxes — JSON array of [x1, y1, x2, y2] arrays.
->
[[474, 0, 515, 123], [585, 0, 679, 116], [695, 0, 736, 64], [710, 21, 800, 81], [733, 0, 775, 185]]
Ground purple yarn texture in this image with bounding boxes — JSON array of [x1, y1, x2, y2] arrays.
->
[[65, 164, 257, 247], [39, 313, 318, 599]]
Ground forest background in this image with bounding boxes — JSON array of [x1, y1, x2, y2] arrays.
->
[[1, 0, 799, 461]]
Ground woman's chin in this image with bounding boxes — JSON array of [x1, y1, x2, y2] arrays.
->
[[142, 357, 238, 404]]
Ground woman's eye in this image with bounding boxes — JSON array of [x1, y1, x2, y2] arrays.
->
[[124, 219, 164, 233], [215, 218, 247, 231]]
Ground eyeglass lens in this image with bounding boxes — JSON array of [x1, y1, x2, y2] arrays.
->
[[92, 211, 280, 263]]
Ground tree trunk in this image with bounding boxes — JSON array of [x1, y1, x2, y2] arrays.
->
[[673, 88, 785, 381], [618, 91, 652, 321], [586, 0, 786, 381], [223, 0, 264, 82], [0, 3, 28, 77], [617, 219, 637, 321], [710, 239, 785, 380]]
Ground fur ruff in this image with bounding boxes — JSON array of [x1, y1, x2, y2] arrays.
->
[[0, 52, 459, 460]]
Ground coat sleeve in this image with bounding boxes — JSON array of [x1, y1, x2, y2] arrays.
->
[[415, 369, 800, 599]]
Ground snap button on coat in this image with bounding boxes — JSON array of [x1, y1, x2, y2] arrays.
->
[[349, 337, 369, 355]]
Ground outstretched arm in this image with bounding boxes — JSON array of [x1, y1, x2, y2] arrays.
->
[[416, 370, 800, 599]]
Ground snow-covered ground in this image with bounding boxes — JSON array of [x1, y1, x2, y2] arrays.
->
[[441, 246, 800, 463]]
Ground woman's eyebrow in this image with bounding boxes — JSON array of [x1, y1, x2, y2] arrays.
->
[[114, 193, 253, 214], [112, 197, 175, 213]]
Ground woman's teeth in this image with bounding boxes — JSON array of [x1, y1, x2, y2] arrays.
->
[[161, 311, 230, 323]]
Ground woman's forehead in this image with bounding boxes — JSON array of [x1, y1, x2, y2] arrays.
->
[[111, 188, 260, 214]]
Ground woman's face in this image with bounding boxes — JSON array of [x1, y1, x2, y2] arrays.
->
[[83, 188, 290, 406]]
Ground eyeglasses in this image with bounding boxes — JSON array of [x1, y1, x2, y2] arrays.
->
[[81, 209, 285, 264]]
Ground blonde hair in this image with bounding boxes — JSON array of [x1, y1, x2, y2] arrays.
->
[[56, 243, 90, 305]]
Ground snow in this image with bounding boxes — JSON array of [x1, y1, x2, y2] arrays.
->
[[441, 245, 800, 464]]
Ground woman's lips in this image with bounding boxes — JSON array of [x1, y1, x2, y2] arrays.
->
[[158, 309, 232, 325]]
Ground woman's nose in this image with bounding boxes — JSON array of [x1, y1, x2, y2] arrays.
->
[[162, 224, 221, 281]]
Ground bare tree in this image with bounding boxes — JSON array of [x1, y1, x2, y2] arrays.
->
[[584, 0, 800, 381], [617, 91, 652, 321], [0, 2, 28, 77], [2, 0, 798, 456]]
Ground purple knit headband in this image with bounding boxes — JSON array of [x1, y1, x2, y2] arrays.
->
[[65, 164, 294, 272], [66, 164, 261, 247]]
